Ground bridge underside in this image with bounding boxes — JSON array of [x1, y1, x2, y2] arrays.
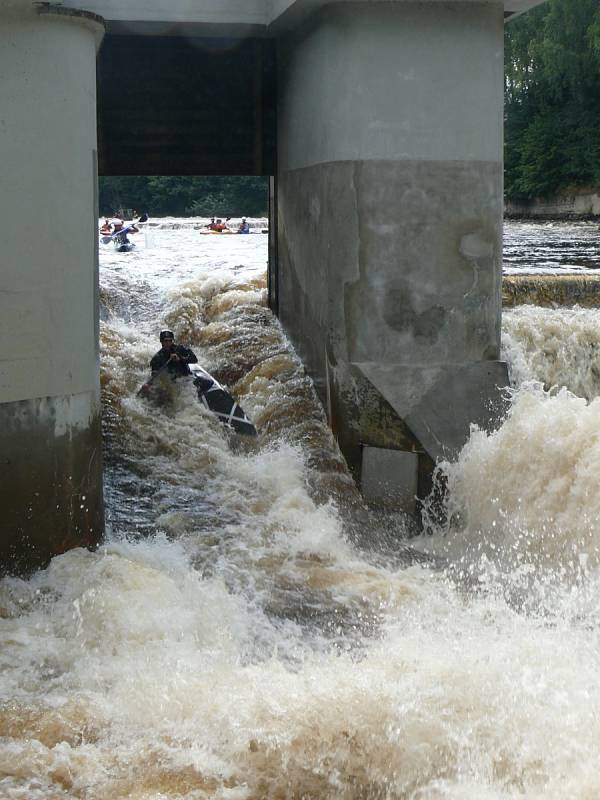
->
[[97, 34, 276, 176]]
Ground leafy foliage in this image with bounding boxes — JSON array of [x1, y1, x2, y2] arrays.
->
[[99, 176, 268, 217], [505, 0, 600, 201]]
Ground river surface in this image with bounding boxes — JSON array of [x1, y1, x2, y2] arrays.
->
[[2, 220, 600, 798], [504, 219, 600, 274]]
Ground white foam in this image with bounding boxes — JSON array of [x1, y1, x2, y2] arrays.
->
[[502, 305, 600, 400]]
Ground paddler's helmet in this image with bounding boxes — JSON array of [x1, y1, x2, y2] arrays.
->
[[159, 330, 175, 342]]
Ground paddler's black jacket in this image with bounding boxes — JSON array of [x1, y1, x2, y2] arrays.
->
[[150, 344, 198, 378]]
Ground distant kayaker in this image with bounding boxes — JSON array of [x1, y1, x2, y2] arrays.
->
[[238, 218, 250, 234], [140, 330, 198, 394], [111, 218, 138, 246], [100, 218, 111, 235]]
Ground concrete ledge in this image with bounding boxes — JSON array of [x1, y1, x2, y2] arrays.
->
[[36, 2, 105, 47], [36, 3, 105, 29], [357, 361, 509, 462], [53, 0, 547, 33]]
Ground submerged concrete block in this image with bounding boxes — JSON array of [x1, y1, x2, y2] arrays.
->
[[361, 447, 418, 512]]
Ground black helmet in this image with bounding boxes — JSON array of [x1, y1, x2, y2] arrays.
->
[[159, 330, 175, 341]]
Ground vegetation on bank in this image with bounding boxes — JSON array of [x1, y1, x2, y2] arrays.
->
[[505, 0, 600, 202], [98, 176, 268, 218]]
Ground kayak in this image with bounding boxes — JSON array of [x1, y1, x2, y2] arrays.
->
[[190, 364, 257, 436], [114, 242, 135, 253], [139, 364, 257, 436]]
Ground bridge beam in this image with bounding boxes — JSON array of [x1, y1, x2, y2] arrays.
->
[[276, 1, 509, 513], [0, 3, 105, 572]]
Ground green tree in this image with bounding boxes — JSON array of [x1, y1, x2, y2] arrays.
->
[[505, 0, 600, 201], [98, 176, 268, 218]]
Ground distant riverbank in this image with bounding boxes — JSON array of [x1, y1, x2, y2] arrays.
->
[[505, 189, 600, 220]]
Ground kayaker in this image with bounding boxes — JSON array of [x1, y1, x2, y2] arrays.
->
[[140, 330, 198, 394], [112, 218, 138, 247], [238, 218, 250, 234], [207, 217, 226, 231], [100, 218, 111, 235]]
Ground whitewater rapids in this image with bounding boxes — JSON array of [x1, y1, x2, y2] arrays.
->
[[2, 219, 600, 799]]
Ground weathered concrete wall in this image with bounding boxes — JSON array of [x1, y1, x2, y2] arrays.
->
[[506, 190, 600, 219], [277, 2, 508, 510], [0, 4, 104, 572], [1, 396, 104, 573]]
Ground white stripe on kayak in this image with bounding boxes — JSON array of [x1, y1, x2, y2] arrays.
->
[[228, 403, 238, 424], [212, 410, 253, 427]]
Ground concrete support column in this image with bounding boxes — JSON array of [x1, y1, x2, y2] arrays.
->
[[0, 2, 105, 572], [277, 2, 508, 512]]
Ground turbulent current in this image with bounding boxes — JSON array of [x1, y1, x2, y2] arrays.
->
[[3, 219, 600, 798]]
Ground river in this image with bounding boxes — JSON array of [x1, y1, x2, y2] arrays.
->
[[2, 219, 600, 798]]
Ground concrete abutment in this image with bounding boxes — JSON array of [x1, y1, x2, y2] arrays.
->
[[0, 3, 105, 572], [276, 2, 509, 514]]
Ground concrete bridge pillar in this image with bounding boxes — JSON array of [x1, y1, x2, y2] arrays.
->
[[277, 1, 509, 513], [0, 2, 105, 572]]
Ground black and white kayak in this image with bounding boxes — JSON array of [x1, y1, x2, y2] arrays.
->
[[189, 364, 257, 436], [139, 363, 256, 436]]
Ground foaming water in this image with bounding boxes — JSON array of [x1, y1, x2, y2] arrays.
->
[[502, 305, 600, 399], [3, 220, 600, 798], [423, 386, 600, 571]]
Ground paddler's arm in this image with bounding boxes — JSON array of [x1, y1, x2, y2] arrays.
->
[[150, 353, 164, 372], [174, 346, 198, 365]]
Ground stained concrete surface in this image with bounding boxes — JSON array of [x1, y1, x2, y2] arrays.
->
[[0, 395, 104, 574], [278, 157, 502, 388], [361, 447, 419, 513]]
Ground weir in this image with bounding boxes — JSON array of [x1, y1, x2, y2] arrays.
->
[[503, 274, 600, 308], [0, 0, 547, 572]]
